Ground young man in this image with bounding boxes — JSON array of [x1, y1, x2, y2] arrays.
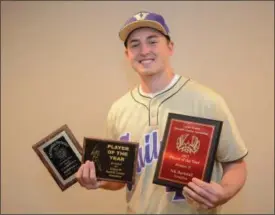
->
[[76, 11, 248, 214]]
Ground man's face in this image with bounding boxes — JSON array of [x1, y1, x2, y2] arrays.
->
[[125, 27, 174, 77]]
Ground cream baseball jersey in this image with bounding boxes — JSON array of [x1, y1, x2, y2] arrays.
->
[[106, 75, 248, 214]]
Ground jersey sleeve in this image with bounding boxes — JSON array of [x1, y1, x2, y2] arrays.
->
[[106, 104, 118, 140], [213, 95, 248, 163]]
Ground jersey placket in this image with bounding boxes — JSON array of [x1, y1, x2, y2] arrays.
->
[[149, 97, 161, 127]]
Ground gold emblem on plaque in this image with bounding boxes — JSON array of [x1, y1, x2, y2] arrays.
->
[[176, 134, 200, 154], [90, 145, 102, 171]]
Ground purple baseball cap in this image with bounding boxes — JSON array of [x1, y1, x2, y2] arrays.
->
[[119, 11, 170, 42]]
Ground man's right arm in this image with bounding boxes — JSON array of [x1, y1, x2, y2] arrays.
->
[[76, 160, 125, 191], [79, 105, 125, 191], [99, 181, 126, 190]]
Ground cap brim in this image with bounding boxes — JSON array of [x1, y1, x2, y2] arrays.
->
[[119, 20, 168, 42]]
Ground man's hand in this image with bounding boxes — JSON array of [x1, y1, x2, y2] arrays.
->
[[183, 178, 228, 210], [76, 160, 106, 189], [75, 160, 125, 191], [183, 159, 247, 210]]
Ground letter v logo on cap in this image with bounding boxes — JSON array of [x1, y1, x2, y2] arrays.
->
[[134, 12, 149, 20]]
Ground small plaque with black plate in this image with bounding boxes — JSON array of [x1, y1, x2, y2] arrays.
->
[[32, 124, 82, 191]]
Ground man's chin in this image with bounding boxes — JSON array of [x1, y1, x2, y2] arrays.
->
[[136, 69, 158, 76]]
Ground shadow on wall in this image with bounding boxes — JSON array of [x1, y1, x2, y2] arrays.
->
[[120, 56, 139, 90]]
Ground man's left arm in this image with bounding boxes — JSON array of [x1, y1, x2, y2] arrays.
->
[[220, 158, 247, 201], [183, 158, 247, 209]]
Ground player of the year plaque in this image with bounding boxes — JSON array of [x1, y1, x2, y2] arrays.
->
[[83, 137, 139, 184], [153, 113, 223, 189]]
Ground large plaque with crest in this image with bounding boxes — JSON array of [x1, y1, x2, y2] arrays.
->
[[153, 113, 223, 189]]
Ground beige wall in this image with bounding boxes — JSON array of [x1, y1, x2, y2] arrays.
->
[[1, 1, 274, 214]]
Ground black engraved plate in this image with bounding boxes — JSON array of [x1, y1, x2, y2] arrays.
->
[[43, 136, 81, 180], [83, 137, 139, 184]]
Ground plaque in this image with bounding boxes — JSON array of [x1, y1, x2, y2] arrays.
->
[[153, 113, 223, 189], [82, 137, 139, 184], [32, 124, 83, 191]]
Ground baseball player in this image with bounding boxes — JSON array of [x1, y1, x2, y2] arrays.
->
[[76, 11, 248, 214]]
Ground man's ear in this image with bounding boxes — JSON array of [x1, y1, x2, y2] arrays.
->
[[124, 48, 129, 58], [168, 41, 174, 55]]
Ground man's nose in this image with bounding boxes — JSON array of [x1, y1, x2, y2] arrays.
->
[[140, 44, 150, 55]]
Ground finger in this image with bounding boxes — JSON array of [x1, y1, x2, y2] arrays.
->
[[82, 160, 92, 185], [183, 189, 209, 210], [184, 187, 212, 209], [97, 180, 107, 189], [192, 178, 216, 195], [89, 161, 98, 186], [183, 189, 195, 205], [183, 186, 214, 208], [75, 164, 85, 187], [188, 181, 216, 201]]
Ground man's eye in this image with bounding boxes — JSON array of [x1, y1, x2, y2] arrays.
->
[[131, 43, 139, 48], [149, 40, 157, 44]]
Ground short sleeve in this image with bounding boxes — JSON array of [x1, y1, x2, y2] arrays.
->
[[214, 95, 248, 163], [106, 105, 118, 140]]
